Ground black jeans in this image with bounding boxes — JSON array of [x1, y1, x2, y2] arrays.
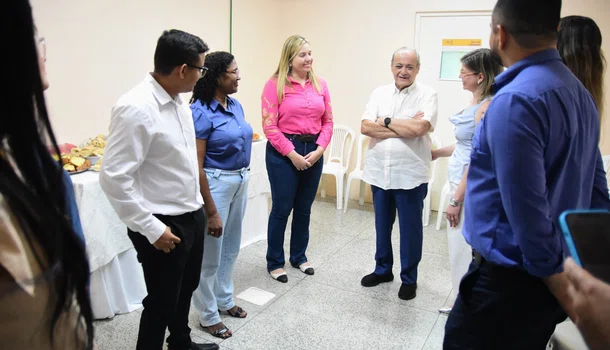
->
[[128, 207, 206, 350], [265, 139, 323, 271], [443, 255, 567, 349]]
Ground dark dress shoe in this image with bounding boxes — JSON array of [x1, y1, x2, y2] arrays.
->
[[169, 341, 219, 350], [361, 272, 394, 287], [398, 283, 417, 300]]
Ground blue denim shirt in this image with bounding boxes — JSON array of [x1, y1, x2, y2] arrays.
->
[[191, 97, 253, 170], [464, 49, 610, 278]]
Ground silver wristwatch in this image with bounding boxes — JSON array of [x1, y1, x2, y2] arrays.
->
[[449, 197, 461, 207]]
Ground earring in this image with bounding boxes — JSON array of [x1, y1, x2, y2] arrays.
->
[[477, 80, 482, 85]]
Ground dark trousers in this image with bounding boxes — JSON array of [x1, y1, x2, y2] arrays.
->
[[371, 184, 428, 285], [265, 140, 323, 272], [128, 207, 206, 350], [443, 257, 567, 349]]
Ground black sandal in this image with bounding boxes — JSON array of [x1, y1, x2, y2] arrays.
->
[[204, 324, 232, 339], [220, 306, 247, 318]]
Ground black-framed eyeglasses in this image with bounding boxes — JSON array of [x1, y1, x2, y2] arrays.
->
[[37, 37, 47, 62], [187, 64, 208, 77]]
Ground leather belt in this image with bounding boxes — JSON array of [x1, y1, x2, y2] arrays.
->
[[283, 133, 319, 143]]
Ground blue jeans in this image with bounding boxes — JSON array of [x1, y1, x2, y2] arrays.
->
[[372, 184, 428, 285], [193, 168, 249, 326], [265, 140, 323, 272]]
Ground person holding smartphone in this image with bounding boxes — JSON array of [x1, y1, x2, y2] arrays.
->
[[564, 258, 610, 350]]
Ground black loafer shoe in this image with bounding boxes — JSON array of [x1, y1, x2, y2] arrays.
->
[[169, 341, 219, 350], [360, 272, 394, 287], [398, 283, 417, 300]]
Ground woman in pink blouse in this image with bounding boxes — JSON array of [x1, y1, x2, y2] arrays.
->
[[261, 35, 333, 283]]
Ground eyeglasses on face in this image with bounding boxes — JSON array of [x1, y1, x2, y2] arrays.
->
[[37, 37, 46, 61], [225, 68, 239, 75], [187, 64, 208, 77], [459, 72, 479, 79]]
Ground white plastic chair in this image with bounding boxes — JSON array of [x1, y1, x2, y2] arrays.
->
[[343, 134, 370, 212], [321, 124, 355, 210], [423, 134, 441, 227]]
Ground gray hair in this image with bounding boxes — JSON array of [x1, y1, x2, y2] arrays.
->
[[391, 47, 420, 66]]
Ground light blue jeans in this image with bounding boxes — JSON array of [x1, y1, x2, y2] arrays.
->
[[193, 167, 249, 326]]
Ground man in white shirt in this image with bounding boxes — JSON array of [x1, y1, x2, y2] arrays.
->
[[360, 47, 438, 301], [100, 30, 217, 350]]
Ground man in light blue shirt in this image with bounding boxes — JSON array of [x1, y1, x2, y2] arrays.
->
[[444, 0, 610, 348]]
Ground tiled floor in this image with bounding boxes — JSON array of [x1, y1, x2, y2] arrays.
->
[[94, 197, 452, 350]]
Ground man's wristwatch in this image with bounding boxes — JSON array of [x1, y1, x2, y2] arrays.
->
[[449, 197, 461, 207], [384, 117, 392, 128]]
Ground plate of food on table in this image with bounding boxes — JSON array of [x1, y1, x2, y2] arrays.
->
[[252, 132, 263, 142], [53, 134, 106, 174]]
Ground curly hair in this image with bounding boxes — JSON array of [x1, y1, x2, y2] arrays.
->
[[190, 51, 235, 107]]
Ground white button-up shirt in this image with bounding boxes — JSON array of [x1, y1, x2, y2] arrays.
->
[[362, 81, 438, 190], [100, 73, 203, 244]]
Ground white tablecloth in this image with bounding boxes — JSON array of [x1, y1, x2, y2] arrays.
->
[[71, 171, 134, 272], [242, 140, 271, 247], [71, 140, 270, 319], [71, 171, 146, 319]]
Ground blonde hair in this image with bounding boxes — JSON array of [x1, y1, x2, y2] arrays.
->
[[273, 35, 321, 103], [461, 48, 504, 102]]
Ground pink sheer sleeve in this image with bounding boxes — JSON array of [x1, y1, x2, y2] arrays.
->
[[262, 78, 294, 156]]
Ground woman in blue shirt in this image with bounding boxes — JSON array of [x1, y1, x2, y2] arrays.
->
[[190, 52, 252, 339]]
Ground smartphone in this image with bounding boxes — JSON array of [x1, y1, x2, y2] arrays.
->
[[559, 210, 610, 283]]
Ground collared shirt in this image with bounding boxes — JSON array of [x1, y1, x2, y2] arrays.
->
[[361, 82, 438, 190], [261, 76, 334, 156], [191, 97, 253, 170], [100, 73, 203, 244], [0, 196, 37, 296], [464, 49, 610, 278]]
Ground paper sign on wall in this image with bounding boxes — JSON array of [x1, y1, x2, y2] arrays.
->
[[439, 38, 482, 81]]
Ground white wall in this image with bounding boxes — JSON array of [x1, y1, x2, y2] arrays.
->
[[34, 0, 610, 208], [31, 0, 230, 144], [260, 0, 610, 208]]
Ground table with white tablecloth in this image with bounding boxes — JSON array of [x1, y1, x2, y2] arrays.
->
[[71, 139, 270, 319], [241, 139, 271, 247], [71, 171, 147, 320]]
